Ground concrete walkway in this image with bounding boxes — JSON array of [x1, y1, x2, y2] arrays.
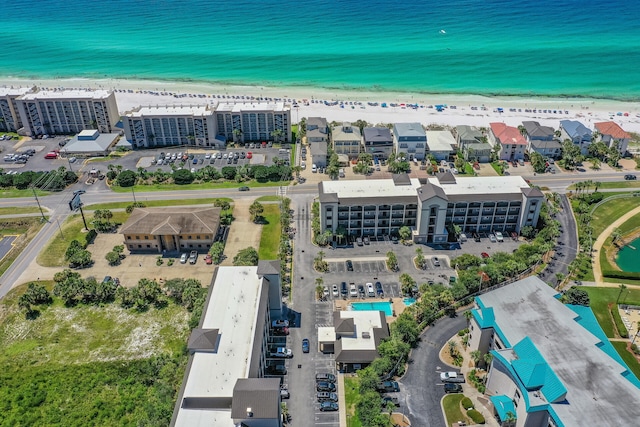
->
[[338, 373, 347, 427], [592, 205, 640, 284]]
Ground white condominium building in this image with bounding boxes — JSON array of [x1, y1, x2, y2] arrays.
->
[[215, 102, 291, 143], [122, 105, 220, 148], [15, 89, 119, 136], [0, 86, 35, 133], [318, 173, 543, 243]]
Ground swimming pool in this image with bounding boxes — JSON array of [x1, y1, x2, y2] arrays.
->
[[350, 301, 393, 316], [403, 298, 416, 306]]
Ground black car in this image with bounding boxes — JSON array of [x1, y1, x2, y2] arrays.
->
[[265, 365, 287, 375], [444, 383, 463, 394], [238, 186, 250, 191], [473, 232, 481, 242], [345, 260, 354, 271], [316, 382, 336, 392], [340, 282, 348, 297], [375, 281, 384, 296], [358, 284, 365, 295], [625, 174, 637, 180]]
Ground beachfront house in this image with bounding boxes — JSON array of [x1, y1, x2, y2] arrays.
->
[[363, 126, 394, 160], [594, 121, 630, 155], [307, 117, 329, 167], [215, 102, 291, 144], [455, 125, 491, 163], [463, 143, 492, 163], [559, 120, 592, 156], [425, 130, 456, 161], [331, 122, 362, 159], [522, 120, 561, 159], [488, 122, 527, 161], [392, 122, 427, 160], [122, 105, 219, 149]]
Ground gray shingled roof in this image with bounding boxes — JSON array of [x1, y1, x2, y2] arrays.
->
[[392, 173, 412, 186], [318, 182, 339, 203], [120, 206, 221, 235], [231, 378, 281, 419], [417, 182, 448, 202], [436, 171, 456, 184], [521, 187, 544, 198], [187, 329, 219, 352], [363, 127, 393, 143], [257, 260, 280, 276], [522, 121, 555, 139]]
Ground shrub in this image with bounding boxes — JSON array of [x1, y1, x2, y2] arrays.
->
[[461, 397, 474, 410], [611, 306, 629, 338], [467, 409, 485, 424], [85, 229, 97, 246], [173, 169, 195, 185], [602, 270, 640, 280], [116, 170, 137, 187]]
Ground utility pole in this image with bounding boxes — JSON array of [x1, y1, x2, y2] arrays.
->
[[56, 218, 64, 239], [131, 186, 137, 204], [78, 204, 89, 231], [32, 187, 47, 222]]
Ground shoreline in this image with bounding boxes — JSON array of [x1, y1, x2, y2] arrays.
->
[[3, 76, 640, 133]]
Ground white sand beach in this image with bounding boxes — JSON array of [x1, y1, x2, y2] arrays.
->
[[3, 77, 640, 133]]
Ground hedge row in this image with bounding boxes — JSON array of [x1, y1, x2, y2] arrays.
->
[[467, 409, 486, 424], [611, 306, 630, 338], [602, 270, 640, 280]]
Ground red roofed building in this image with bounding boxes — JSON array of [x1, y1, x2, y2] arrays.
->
[[488, 123, 528, 161], [594, 121, 630, 155]]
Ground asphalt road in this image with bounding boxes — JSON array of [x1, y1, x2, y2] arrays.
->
[[398, 314, 466, 427], [0, 235, 17, 261], [539, 194, 579, 286]]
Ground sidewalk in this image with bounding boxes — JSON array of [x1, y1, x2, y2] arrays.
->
[[338, 373, 347, 427]]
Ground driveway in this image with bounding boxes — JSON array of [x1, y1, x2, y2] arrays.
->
[[0, 235, 17, 262], [398, 314, 466, 427]]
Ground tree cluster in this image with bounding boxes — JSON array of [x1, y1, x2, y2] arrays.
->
[[0, 168, 76, 191], [105, 245, 125, 266], [53, 269, 118, 306], [233, 247, 259, 266], [18, 282, 53, 317], [92, 209, 115, 233], [65, 239, 93, 269], [387, 152, 410, 174], [561, 286, 590, 306]]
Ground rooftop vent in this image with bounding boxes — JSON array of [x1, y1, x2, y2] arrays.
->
[[362, 332, 371, 339], [246, 408, 253, 417]]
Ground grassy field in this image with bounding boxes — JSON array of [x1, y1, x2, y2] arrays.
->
[[0, 206, 44, 216], [255, 195, 281, 202], [344, 376, 363, 427], [583, 287, 640, 338], [611, 341, 640, 380], [0, 281, 190, 426], [0, 217, 46, 276], [111, 179, 290, 193], [590, 196, 640, 241], [0, 188, 49, 198], [442, 394, 468, 426], [85, 197, 233, 211], [258, 204, 281, 260], [37, 211, 131, 267]]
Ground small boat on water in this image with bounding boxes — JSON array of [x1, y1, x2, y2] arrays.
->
[[439, 29, 446, 34]]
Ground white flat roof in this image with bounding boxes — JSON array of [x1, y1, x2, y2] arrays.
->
[[434, 175, 529, 196], [0, 86, 33, 97], [128, 105, 212, 117], [19, 89, 112, 100], [321, 178, 421, 199], [216, 102, 288, 113], [318, 326, 336, 343], [175, 266, 263, 427], [426, 130, 456, 152], [337, 311, 382, 351]]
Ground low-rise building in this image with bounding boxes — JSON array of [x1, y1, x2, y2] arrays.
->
[[121, 206, 221, 254], [15, 88, 120, 136], [318, 173, 543, 242], [60, 129, 120, 157], [171, 262, 284, 427], [463, 142, 492, 163], [307, 117, 329, 167], [363, 126, 394, 160], [456, 125, 491, 163], [528, 140, 562, 159], [393, 122, 426, 160], [488, 123, 527, 161], [425, 130, 456, 161], [318, 310, 389, 373], [331, 122, 362, 159], [594, 121, 630, 155], [455, 125, 484, 149], [559, 120, 592, 155], [122, 105, 219, 149], [469, 276, 640, 427], [522, 121, 561, 158], [215, 102, 291, 144]]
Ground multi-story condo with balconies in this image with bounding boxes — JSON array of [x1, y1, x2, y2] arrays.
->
[[122, 105, 219, 148], [15, 89, 120, 136], [0, 86, 35, 132], [331, 122, 362, 159], [318, 173, 543, 243], [393, 122, 427, 160], [215, 102, 290, 144]]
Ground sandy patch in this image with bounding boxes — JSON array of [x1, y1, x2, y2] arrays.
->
[[221, 198, 262, 266]]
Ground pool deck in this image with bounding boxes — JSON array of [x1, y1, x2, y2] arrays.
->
[[334, 297, 409, 323]]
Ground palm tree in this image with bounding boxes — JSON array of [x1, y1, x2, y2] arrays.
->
[[483, 352, 493, 370], [271, 129, 284, 143], [232, 128, 243, 143], [617, 283, 627, 303], [315, 279, 324, 300], [593, 181, 601, 193], [470, 350, 481, 367], [463, 310, 473, 329], [611, 228, 622, 245]]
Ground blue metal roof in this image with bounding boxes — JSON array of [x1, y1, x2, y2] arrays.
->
[[560, 120, 591, 140], [512, 337, 567, 403], [473, 297, 511, 347], [489, 395, 516, 422]]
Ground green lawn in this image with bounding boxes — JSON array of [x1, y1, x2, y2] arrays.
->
[[37, 211, 131, 267], [344, 376, 363, 427], [443, 394, 468, 426], [0, 188, 49, 198], [583, 287, 640, 338], [85, 197, 232, 210], [0, 281, 190, 426], [0, 206, 44, 216], [0, 217, 46, 276], [111, 179, 290, 193], [591, 196, 640, 241], [569, 181, 640, 190], [256, 195, 281, 202], [611, 341, 640, 380], [258, 204, 281, 260]]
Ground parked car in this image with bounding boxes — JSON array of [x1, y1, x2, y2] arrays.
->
[[473, 232, 481, 242], [489, 234, 497, 243], [188, 250, 198, 264], [316, 373, 336, 383], [280, 388, 290, 399], [358, 284, 365, 295], [323, 286, 329, 298], [375, 281, 383, 296], [317, 392, 338, 402], [270, 347, 293, 358], [381, 396, 400, 407], [376, 381, 400, 393], [444, 383, 463, 393], [265, 365, 287, 375], [204, 254, 213, 264], [349, 283, 358, 297], [356, 237, 363, 246], [180, 253, 188, 264], [272, 320, 289, 328], [432, 256, 441, 267], [316, 382, 336, 392], [366, 282, 375, 297], [481, 252, 490, 259], [302, 338, 310, 353], [319, 402, 339, 412], [332, 284, 339, 297], [271, 327, 289, 336], [345, 260, 353, 271], [495, 231, 504, 242], [440, 372, 465, 383]]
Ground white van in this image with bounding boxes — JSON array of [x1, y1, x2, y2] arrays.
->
[[339, 168, 345, 178], [311, 164, 318, 173], [301, 161, 306, 170]]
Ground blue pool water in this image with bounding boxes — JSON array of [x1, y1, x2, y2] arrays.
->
[[403, 298, 417, 307], [350, 302, 393, 316]]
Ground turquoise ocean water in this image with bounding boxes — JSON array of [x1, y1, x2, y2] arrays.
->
[[2, 0, 640, 100]]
